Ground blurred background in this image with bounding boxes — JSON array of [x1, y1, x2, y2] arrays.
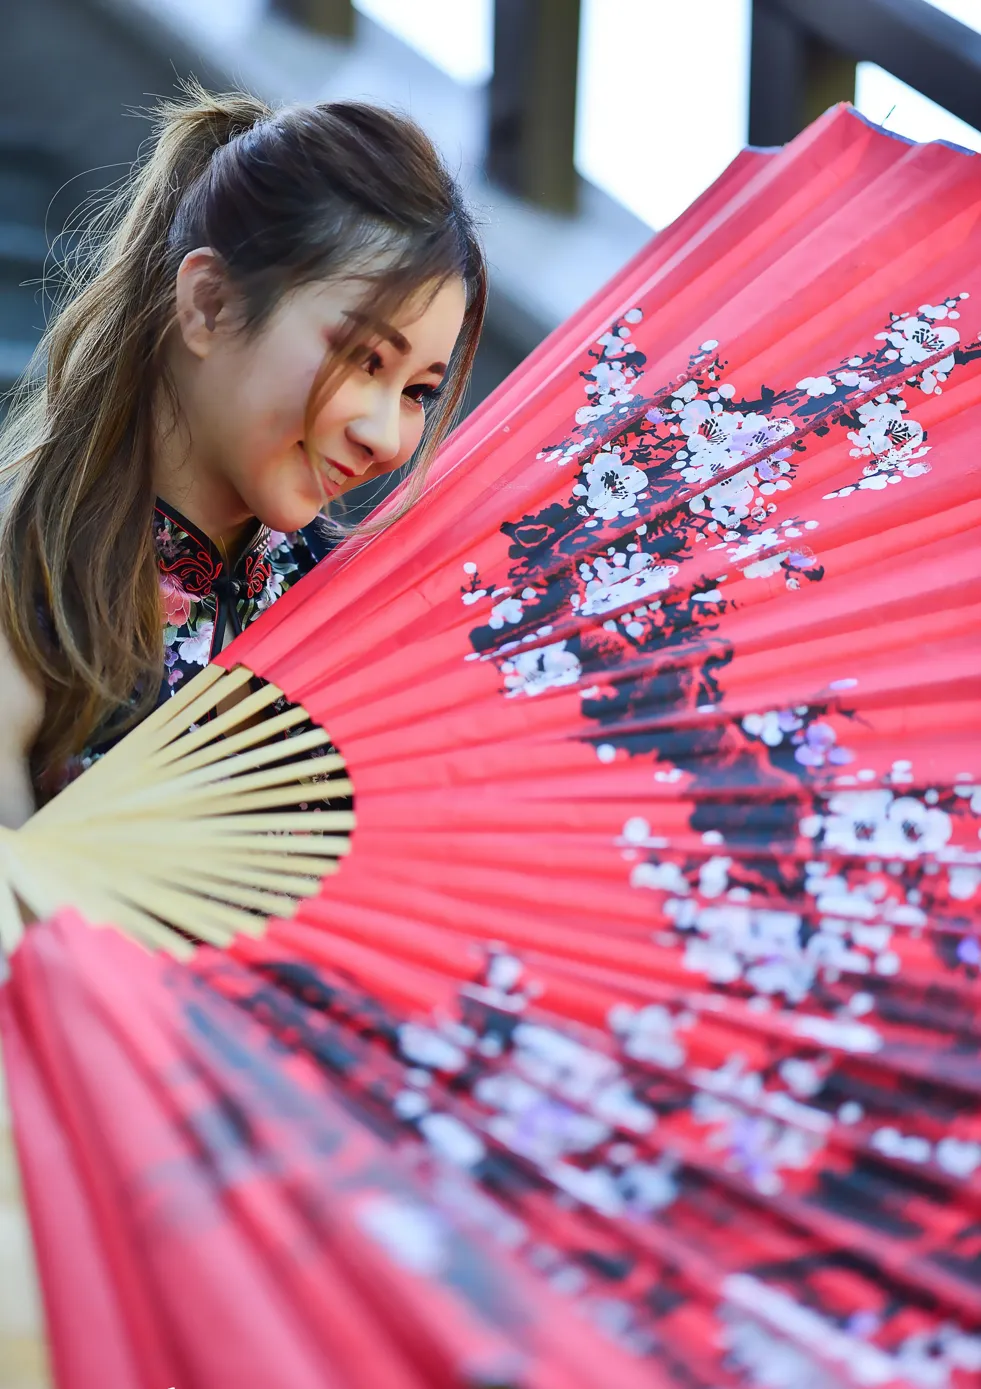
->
[[2, 4, 981, 1385], [1, 0, 981, 493]]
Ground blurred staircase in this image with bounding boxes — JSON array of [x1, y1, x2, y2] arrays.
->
[[0, 130, 66, 415]]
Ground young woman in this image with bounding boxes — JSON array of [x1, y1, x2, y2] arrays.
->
[[0, 83, 487, 826]]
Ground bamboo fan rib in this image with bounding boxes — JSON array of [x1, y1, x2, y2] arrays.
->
[[0, 666, 354, 959]]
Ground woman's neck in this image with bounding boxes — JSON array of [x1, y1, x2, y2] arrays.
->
[[151, 386, 254, 557]]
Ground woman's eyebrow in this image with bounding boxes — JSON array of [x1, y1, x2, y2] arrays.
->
[[342, 311, 445, 375], [343, 310, 410, 355]]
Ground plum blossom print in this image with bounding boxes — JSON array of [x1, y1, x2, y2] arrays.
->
[[575, 447, 647, 519], [449, 295, 981, 1383]]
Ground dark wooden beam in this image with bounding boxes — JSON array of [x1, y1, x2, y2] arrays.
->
[[802, 32, 858, 129], [771, 0, 981, 132], [749, 1, 806, 147], [488, 0, 581, 215], [750, 0, 855, 147], [271, 0, 354, 39]]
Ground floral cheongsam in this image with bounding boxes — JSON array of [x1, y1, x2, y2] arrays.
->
[[153, 499, 329, 693], [68, 499, 332, 777]]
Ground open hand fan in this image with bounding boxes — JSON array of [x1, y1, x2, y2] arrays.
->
[[3, 105, 981, 1388]]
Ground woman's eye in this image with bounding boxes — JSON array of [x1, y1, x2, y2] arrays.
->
[[404, 383, 443, 410], [360, 349, 384, 376]]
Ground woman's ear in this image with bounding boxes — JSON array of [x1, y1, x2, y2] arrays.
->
[[174, 249, 232, 358]]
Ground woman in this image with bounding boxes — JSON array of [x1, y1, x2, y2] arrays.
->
[[0, 82, 486, 824], [0, 80, 485, 1389]]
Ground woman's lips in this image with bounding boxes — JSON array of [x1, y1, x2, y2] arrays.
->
[[320, 459, 353, 489], [298, 444, 352, 491]]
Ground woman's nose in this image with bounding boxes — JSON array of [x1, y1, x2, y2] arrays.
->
[[346, 390, 402, 471]]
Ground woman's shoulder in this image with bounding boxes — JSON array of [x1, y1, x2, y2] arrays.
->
[[0, 625, 43, 827], [0, 626, 43, 742]]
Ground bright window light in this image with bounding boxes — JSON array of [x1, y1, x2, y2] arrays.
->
[[855, 62, 981, 152], [352, 0, 493, 85], [575, 0, 751, 230], [148, 0, 266, 42]]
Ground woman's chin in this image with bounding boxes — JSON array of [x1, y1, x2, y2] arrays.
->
[[251, 489, 325, 535], [244, 461, 329, 533]]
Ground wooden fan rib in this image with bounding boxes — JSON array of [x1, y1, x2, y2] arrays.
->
[[206, 778, 352, 813], [24, 667, 262, 832], [157, 726, 337, 785], [198, 727, 340, 778], [5, 841, 197, 959], [106, 753, 349, 812], [30, 823, 352, 860], [86, 776, 354, 821], [203, 855, 340, 885], [147, 680, 291, 767], [90, 905, 198, 958], [25, 734, 157, 828], [104, 664, 231, 756], [94, 665, 239, 764], [10, 832, 323, 944], [0, 873, 25, 955], [104, 877, 260, 942], [150, 703, 312, 774], [203, 843, 349, 868], [34, 674, 344, 837], [93, 853, 334, 897], [171, 862, 335, 899], [39, 837, 344, 879], [17, 831, 339, 890], [195, 768, 351, 808], [0, 836, 78, 930], [146, 867, 312, 918], [138, 667, 258, 752], [10, 832, 344, 949], [106, 897, 228, 954], [75, 666, 262, 782], [178, 811, 355, 833]]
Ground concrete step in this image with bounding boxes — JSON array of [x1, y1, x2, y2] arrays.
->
[[0, 280, 46, 346], [0, 127, 65, 229], [0, 222, 49, 267], [0, 338, 38, 394], [0, 220, 54, 373]]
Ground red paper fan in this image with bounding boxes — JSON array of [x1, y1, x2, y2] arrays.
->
[[2, 104, 981, 1388]]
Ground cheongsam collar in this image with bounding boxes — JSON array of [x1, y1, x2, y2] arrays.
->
[[152, 498, 273, 600]]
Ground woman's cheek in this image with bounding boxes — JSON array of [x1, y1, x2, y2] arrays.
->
[[400, 410, 426, 465], [311, 376, 357, 439]]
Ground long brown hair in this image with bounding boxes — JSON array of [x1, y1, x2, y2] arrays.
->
[[0, 80, 486, 790]]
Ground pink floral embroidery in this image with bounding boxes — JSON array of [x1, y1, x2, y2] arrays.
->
[[159, 573, 192, 628]]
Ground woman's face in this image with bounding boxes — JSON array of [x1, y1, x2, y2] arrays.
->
[[169, 257, 468, 534]]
